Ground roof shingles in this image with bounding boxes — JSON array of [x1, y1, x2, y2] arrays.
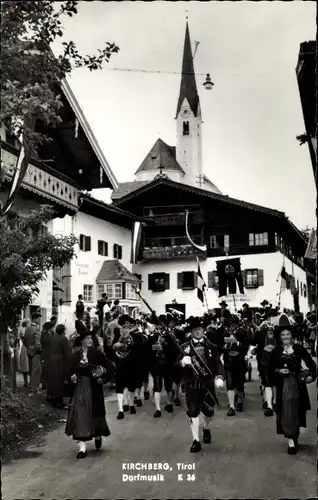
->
[[96, 260, 140, 283]]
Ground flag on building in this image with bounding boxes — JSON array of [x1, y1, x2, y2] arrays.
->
[[197, 260, 206, 304], [1, 140, 31, 216], [280, 266, 287, 291], [130, 221, 142, 264]]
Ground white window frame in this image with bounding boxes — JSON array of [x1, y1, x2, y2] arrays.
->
[[97, 283, 122, 300], [126, 283, 138, 300], [210, 235, 218, 248], [245, 269, 258, 288], [83, 284, 93, 303], [249, 232, 268, 246]]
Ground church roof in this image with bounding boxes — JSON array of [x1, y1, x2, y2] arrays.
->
[[111, 181, 149, 201], [134, 138, 185, 175], [96, 260, 140, 283], [176, 22, 200, 118], [203, 174, 222, 195]]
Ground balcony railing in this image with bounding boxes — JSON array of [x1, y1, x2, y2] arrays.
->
[[1, 147, 78, 211], [145, 211, 204, 226], [142, 235, 207, 261]]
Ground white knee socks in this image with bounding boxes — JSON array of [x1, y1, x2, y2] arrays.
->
[[135, 387, 141, 399], [166, 390, 173, 404], [189, 416, 200, 442], [129, 391, 135, 406], [288, 438, 295, 448], [78, 441, 86, 453], [154, 392, 161, 411], [203, 415, 211, 430], [117, 393, 124, 412], [265, 387, 273, 409], [123, 388, 129, 406], [143, 380, 149, 392], [228, 390, 235, 409], [174, 384, 180, 398]]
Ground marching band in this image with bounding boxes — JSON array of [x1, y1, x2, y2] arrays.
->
[[63, 295, 316, 459]]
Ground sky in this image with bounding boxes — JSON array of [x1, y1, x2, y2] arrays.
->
[[55, 1, 316, 230]]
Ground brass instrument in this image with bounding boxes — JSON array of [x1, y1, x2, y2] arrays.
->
[[114, 331, 134, 359]]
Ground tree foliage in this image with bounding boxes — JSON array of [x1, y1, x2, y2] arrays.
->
[[0, 1, 119, 147], [0, 206, 77, 327]]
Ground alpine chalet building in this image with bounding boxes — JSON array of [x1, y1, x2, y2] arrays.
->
[[111, 22, 312, 318]]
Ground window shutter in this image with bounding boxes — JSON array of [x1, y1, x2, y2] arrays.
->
[[177, 273, 183, 289], [148, 274, 153, 290], [208, 271, 214, 288], [118, 246, 122, 259], [164, 273, 170, 290], [258, 269, 264, 287], [113, 244, 118, 258], [105, 242, 108, 256], [122, 283, 126, 299], [191, 271, 196, 289], [85, 236, 91, 252], [98, 240, 103, 255], [79, 234, 84, 250]]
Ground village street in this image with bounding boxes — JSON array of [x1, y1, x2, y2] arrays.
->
[[2, 364, 316, 500]]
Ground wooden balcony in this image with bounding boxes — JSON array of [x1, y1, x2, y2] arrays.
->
[[1, 146, 78, 211], [142, 236, 207, 261]]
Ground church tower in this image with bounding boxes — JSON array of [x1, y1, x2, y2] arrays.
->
[[176, 22, 203, 188]]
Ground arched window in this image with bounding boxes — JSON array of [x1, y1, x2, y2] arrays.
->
[[183, 121, 189, 135]]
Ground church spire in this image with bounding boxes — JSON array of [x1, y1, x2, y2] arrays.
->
[[175, 22, 200, 118]]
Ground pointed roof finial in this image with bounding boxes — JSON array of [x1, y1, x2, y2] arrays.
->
[[175, 21, 200, 118]]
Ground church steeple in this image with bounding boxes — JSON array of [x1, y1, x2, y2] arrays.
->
[[176, 22, 200, 118]]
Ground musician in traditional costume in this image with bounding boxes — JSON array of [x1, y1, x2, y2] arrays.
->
[[112, 315, 140, 419], [268, 314, 316, 455], [65, 322, 114, 459], [252, 320, 277, 416], [165, 312, 185, 406], [148, 314, 179, 417], [178, 316, 225, 453], [223, 315, 250, 416], [219, 301, 231, 327]]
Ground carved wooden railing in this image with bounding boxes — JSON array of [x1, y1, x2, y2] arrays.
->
[[1, 147, 78, 211]]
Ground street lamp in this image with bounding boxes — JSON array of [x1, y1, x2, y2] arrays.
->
[[203, 73, 214, 90]]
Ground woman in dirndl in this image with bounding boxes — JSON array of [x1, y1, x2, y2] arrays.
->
[[65, 321, 115, 459], [268, 314, 316, 455]]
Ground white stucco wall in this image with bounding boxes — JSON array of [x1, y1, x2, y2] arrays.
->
[[133, 251, 309, 317], [176, 98, 202, 188], [52, 211, 134, 332]]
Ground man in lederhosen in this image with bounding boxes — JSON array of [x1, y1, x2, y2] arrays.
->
[[223, 315, 250, 416], [112, 315, 140, 420], [148, 314, 179, 418], [178, 316, 225, 453], [166, 312, 185, 406]]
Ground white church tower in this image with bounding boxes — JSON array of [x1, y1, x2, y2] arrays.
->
[[175, 22, 203, 188]]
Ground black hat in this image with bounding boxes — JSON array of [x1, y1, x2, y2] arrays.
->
[[118, 314, 136, 327], [260, 300, 269, 307], [74, 320, 91, 346], [219, 301, 228, 307], [242, 303, 249, 308], [187, 316, 205, 330], [274, 313, 296, 336]]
